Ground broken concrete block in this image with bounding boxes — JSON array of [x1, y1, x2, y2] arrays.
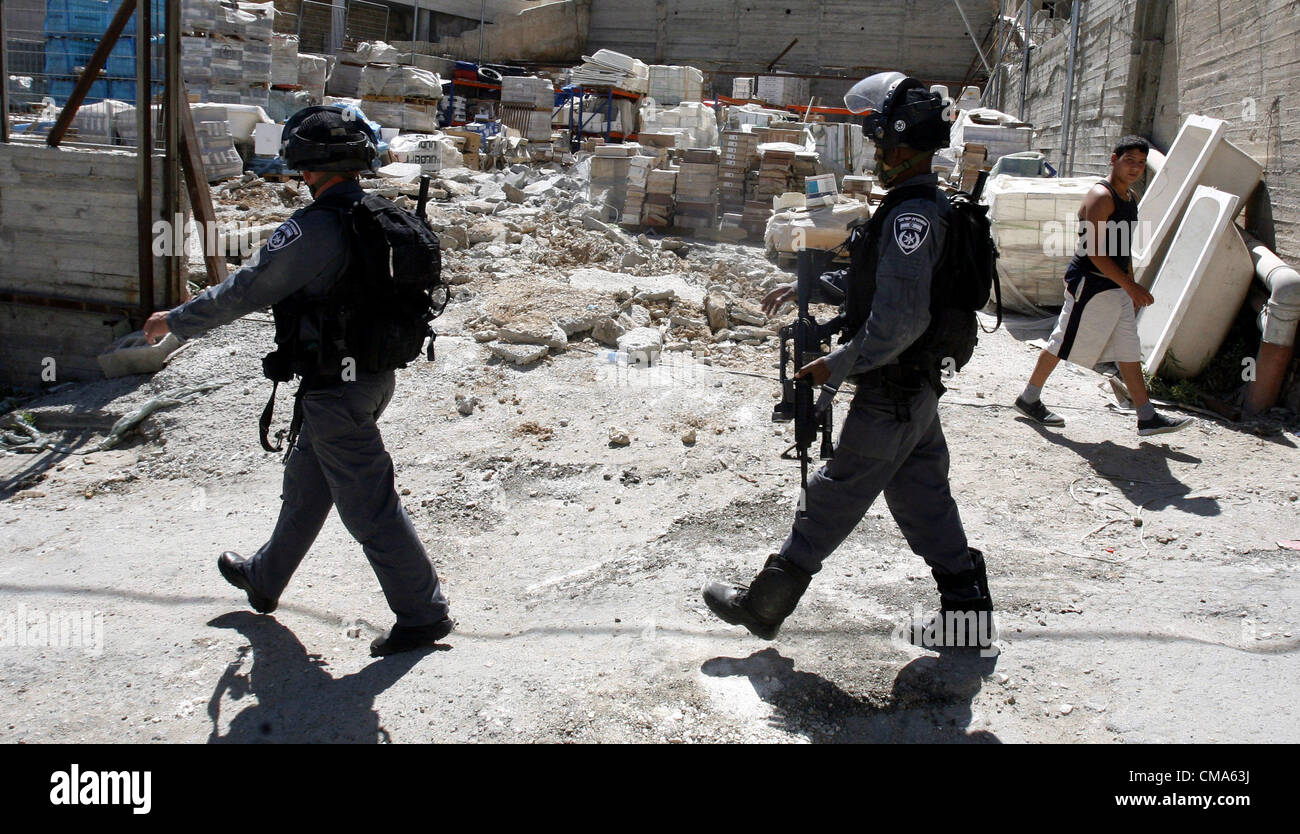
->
[[608, 426, 631, 446], [455, 394, 480, 416], [487, 341, 549, 366], [471, 330, 497, 342], [626, 304, 652, 328], [621, 249, 650, 268], [731, 325, 777, 340], [97, 332, 182, 378], [591, 317, 627, 347], [440, 226, 470, 249], [498, 320, 568, 350], [617, 327, 664, 366], [728, 303, 767, 326], [503, 183, 527, 203], [468, 219, 506, 244], [555, 312, 605, 337], [681, 428, 697, 445], [704, 292, 729, 332], [464, 200, 497, 214], [582, 212, 613, 233]]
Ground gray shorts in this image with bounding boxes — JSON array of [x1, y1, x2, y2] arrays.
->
[[1045, 278, 1142, 369]]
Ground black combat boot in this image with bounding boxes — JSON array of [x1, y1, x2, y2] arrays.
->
[[218, 552, 278, 614], [910, 548, 997, 651], [702, 554, 813, 640]]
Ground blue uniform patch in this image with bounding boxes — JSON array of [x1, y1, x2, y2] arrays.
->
[[893, 212, 930, 255], [266, 219, 303, 252]]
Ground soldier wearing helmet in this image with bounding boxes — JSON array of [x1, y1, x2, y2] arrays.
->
[[703, 72, 996, 652], [143, 106, 453, 657]]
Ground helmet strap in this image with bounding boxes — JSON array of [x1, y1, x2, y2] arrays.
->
[[306, 172, 351, 198], [876, 149, 931, 187]]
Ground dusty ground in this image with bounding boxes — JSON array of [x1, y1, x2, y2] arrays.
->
[[2, 167, 1298, 744]]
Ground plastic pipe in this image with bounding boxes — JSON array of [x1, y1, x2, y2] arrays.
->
[[1242, 230, 1300, 414]]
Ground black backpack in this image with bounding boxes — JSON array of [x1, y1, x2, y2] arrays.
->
[[840, 181, 1000, 389], [260, 192, 447, 454]]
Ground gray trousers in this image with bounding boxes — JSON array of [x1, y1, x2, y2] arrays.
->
[[246, 371, 449, 627], [780, 383, 974, 577]]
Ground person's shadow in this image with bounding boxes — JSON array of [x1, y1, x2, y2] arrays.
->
[[1023, 422, 1221, 516], [206, 612, 441, 743], [702, 647, 1000, 743]]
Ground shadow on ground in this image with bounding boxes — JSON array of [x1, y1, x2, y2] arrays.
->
[[1025, 423, 1222, 516], [702, 647, 1000, 743], [205, 611, 443, 743]]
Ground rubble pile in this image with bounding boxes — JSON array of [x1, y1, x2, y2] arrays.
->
[[200, 155, 796, 373]]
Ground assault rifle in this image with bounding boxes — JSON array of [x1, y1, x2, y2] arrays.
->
[[773, 247, 846, 517]]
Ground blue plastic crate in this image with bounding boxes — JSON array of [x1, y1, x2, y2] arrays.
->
[[44, 35, 137, 77], [45, 1, 167, 38], [48, 76, 111, 105], [44, 1, 108, 36]]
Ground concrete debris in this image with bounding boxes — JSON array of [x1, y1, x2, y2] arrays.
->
[[97, 332, 184, 379], [704, 292, 729, 332], [728, 303, 767, 327], [616, 327, 664, 366], [621, 250, 651, 268], [608, 426, 631, 446], [468, 219, 507, 244], [591, 317, 628, 348], [487, 341, 549, 366], [455, 394, 480, 416], [497, 319, 568, 351], [625, 304, 652, 328]]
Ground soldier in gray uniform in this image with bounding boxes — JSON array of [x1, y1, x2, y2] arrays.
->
[[143, 106, 452, 656], [703, 72, 994, 650]]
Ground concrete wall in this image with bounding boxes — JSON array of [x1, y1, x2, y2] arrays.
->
[[587, 0, 997, 94], [0, 143, 169, 386], [995, 0, 1142, 177], [997, 0, 1298, 266], [1171, 0, 1300, 264], [420, 0, 592, 63]]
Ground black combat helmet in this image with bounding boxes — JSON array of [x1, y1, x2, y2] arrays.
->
[[281, 105, 378, 172], [844, 71, 951, 152]]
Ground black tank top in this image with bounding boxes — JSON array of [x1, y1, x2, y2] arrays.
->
[[1066, 179, 1138, 288]]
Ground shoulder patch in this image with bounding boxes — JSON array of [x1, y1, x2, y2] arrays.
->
[[266, 219, 303, 252], [893, 212, 931, 255]]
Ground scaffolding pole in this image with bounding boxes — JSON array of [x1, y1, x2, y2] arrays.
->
[[137, 0, 154, 318]]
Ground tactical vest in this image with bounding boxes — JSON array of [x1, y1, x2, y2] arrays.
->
[[840, 182, 992, 395]]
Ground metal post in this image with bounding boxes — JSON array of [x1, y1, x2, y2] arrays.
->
[[164, 0, 182, 306], [1059, 0, 1082, 176], [478, 0, 486, 65], [411, 0, 420, 64], [1018, 0, 1032, 120], [137, 0, 155, 317], [983, 1, 1010, 107], [952, 0, 993, 77], [0, 3, 9, 143]]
